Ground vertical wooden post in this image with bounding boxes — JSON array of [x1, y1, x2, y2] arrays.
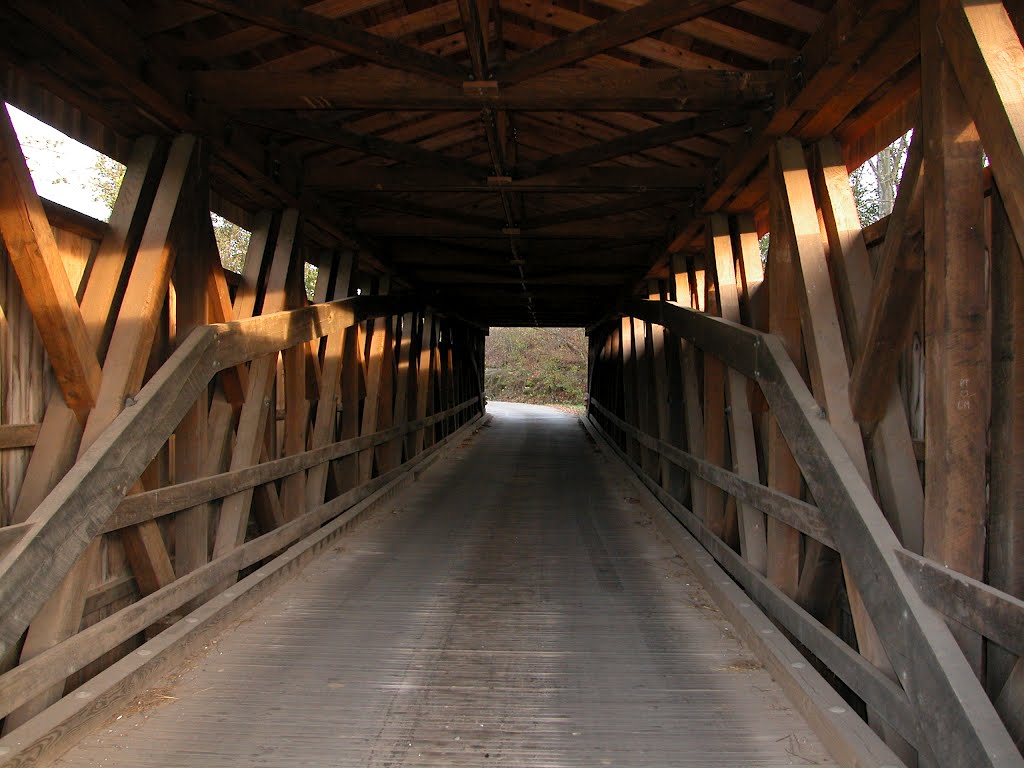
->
[[634, 316, 657, 478], [607, 321, 624, 447], [709, 215, 767, 573], [989, 187, 1024, 701], [671, 254, 705, 516], [442, 323, 456, 434], [358, 278, 390, 482], [688, 257, 705, 313], [280, 259, 313, 519], [172, 198, 214, 577], [385, 310, 416, 466], [732, 214, 765, 326], [764, 158, 804, 598], [646, 281, 674, 493], [212, 208, 299, 559], [373, 304, 399, 473], [428, 320, 443, 445], [815, 137, 925, 554], [335, 271, 364, 490], [306, 252, 355, 509], [620, 316, 640, 462], [410, 312, 433, 456], [921, 0, 988, 676], [702, 252, 729, 539]]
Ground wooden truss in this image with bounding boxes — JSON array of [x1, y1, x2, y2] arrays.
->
[[0, 1, 1022, 766]]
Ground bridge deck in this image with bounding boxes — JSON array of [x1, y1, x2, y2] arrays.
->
[[56, 403, 834, 767]]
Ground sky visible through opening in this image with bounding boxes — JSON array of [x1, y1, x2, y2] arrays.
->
[[6, 104, 120, 221]]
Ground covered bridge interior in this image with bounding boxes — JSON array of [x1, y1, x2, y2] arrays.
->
[[0, 0, 1023, 766]]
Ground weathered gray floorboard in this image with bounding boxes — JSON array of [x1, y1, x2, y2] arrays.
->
[[57, 403, 834, 767]]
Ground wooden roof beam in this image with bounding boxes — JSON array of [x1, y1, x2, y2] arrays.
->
[[239, 112, 488, 178], [351, 219, 664, 239], [335, 192, 506, 230], [195, 67, 779, 111], [184, 0, 467, 83], [306, 166, 705, 192], [522, 192, 684, 230]]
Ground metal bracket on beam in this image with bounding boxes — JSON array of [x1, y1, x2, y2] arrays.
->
[[463, 79, 500, 96]]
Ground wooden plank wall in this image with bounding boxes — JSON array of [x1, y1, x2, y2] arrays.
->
[[587, 5, 1024, 761], [0, 122, 486, 736]]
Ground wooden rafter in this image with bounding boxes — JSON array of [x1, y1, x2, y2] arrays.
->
[[184, 0, 467, 83], [496, 0, 736, 82], [521, 110, 751, 176], [241, 112, 488, 178], [588, 0, 800, 62]]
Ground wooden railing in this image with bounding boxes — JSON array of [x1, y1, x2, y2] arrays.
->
[[587, 299, 1024, 768], [0, 294, 485, 714]]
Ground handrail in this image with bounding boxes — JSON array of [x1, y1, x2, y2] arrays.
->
[[588, 397, 1024, 656], [0, 401, 484, 721], [589, 398, 833, 546], [0, 294, 419, 662], [602, 298, 1022, 768], [582, 411, 924, 753], [103, 397, 480, 533]]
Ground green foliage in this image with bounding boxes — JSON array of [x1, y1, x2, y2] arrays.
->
[[848, 130, 912, 226], [211, 213, 250, 274], [304, 263, 318, 301], [485, 327, 586, 406], [850, 164, 881, 225], [90, 153, 125, 213], [758, 233, 769, 267]]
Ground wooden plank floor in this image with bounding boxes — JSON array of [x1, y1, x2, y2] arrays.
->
[[57, 403, 835, 767]]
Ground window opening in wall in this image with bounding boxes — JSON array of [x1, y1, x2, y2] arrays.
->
[[6, 103, 125, 222], [304, 263, 318, 301], [848, 130, 913, 226]]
